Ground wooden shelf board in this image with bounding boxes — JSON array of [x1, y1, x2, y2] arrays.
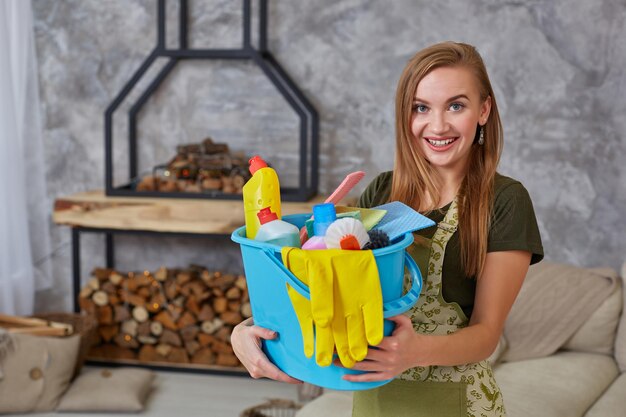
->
[[53, 190, 326, 234]]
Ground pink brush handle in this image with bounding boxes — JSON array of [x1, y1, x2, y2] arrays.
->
[[324, 171, 365, 205]]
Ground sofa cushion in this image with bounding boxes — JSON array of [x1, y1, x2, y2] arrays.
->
[[56, 367, 155, 412], [494, 351, 618, 417], [615, 262, 626, 372], [0, 333, 80, 413], [501, 262, 619, 362], [584, 373, 626, 417], [562, 277, 622, 355]]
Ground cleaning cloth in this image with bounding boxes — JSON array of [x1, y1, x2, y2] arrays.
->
[[371, 201, 436, 241], [281, 248, 383, 368]]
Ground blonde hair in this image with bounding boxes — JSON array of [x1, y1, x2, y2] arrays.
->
[[391, 41, 503, 278]]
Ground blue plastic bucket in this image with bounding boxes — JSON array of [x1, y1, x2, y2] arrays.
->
[[231, 213, 422, 390]]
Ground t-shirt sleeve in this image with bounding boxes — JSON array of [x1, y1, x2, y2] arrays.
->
[[357, 172, 392, 209], [488, 182, 544, 265]]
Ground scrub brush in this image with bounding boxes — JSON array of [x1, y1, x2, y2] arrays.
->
[[324, 218, 370, 250], [362, 230, 390, 250], [300, 171, 366, 245]]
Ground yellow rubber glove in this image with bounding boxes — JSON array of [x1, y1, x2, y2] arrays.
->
[[281, 248, 383, 368]]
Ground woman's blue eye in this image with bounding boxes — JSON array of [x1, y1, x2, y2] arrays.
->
[[413, 104, 428, 113], [449, 103, 464, 111]]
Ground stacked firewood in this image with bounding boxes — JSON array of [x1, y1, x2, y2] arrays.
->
[[79, 265, 250, 368]]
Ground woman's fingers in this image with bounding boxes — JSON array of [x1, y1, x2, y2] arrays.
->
[[231, 320, 302, 384]]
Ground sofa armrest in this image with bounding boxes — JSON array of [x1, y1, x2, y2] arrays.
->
[[585, 373, 626, 417]]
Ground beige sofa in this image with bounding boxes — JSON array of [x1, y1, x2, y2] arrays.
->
[[296, 261, 626, 417]]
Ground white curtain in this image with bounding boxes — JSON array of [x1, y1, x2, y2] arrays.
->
[[0, 0, 51, 315]]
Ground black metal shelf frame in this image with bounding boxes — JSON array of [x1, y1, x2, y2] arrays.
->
[[105, 0, 319, 202]]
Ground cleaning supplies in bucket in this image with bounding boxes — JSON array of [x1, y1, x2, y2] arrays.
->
[[243, 156, 281, 240], [281, 247, 383, 368], [301, 203, 336, 250], [254, 207, 301, 248]]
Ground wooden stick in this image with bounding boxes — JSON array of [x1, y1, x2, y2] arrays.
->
[[8, 326, 69, 337]]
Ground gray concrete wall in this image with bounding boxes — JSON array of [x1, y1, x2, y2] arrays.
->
[[32, 0, 626, 311]]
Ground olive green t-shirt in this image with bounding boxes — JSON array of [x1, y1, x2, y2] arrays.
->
[[357, 171, 544, 319]]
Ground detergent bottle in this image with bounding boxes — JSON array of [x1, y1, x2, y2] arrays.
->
[[302, 203, 336, 250], [243, 156, 281, 239], [254, 207, 301, 248]]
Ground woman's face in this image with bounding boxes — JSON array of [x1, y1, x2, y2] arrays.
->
[[410, 66, 491, 176]]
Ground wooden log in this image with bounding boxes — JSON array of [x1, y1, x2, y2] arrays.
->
[[212, 340, 233, 355], [87, 277, 100, 291], [227, 301, 241, 312], [201, 318, 223, 335], [154, 311, 177, 331], [132, 306, 149, 323], [114, 332, 139, 349], [159, 328, 182, 347], [79, 296, 96, 315], [177, 311, 196, 329], [137, 321, 152, 337], [176, 272, 192, 286], [164, 280, 179, 300], [197, 304, 215, 321], [98, 325, 119, 342], [191, 347, 215, 365], [147, 293, 166, 313], [92, 291, 109, 306], [108, 294, 121, 305], [150, 321, 164, 336], [97, 305, 114, 325], [101, 281, 117, 294], [216, 352, 239, 367], [185, 295, 201, 316], [180, 325, 199, 342], [220, 311, 243, 326], [235, 275, 247, 290], [139, 345, 167, 362], [109, 272, 123, 285], [241, 302, 252, 318], [167, 347, 190, 363], [114, 305, 131, 322], [197, 333, 214, 347], [79, 286, 94, 299], [172, 295, 185, 308], [184, 340, 200, 356], [155, 267, 168, 282], [137, 335, 158, 345], [120, 292, 145, 307], [155, 343, 172, 357], [214, 326, 231, 343], [225, 286, 241, 300], [93, 268, 114, 280], [137, 286, 151, 299], [121, 319, 139, 337], [167, 305, 184, 321], [213, 297, 228, 314]]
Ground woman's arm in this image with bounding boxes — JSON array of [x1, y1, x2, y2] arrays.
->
[[342, 250, 531, 382], [230, 317, 302, 384]]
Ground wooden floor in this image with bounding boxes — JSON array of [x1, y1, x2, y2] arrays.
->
[[7, 366, 300, 417]]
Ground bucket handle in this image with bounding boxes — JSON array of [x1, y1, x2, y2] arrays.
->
[[262, 249, 422, 318]]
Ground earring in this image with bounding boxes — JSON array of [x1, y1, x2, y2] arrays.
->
[[478, 126, 485, 145]]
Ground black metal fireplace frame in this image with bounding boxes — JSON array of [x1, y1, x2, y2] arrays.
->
[[105, 0, 319, 201]]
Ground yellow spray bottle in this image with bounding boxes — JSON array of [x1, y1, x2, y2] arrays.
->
[[243, 155, 282, 239]]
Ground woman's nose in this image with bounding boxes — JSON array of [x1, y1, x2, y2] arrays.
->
[[429, 111, 449, 134]]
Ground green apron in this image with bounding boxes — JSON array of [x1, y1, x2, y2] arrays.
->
[[353, 199, 506, 417]]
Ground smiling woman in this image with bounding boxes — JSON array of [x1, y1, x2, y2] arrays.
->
[[230, 42, 543, 417]]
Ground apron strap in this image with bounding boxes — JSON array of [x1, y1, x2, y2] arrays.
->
[[423, 197, 459, 295]]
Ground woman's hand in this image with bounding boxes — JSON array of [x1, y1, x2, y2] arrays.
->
[[230, 317, 302, 384], [339, 315, 420, 382]]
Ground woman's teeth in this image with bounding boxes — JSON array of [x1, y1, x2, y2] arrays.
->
[[427, 138, 456, 147]]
